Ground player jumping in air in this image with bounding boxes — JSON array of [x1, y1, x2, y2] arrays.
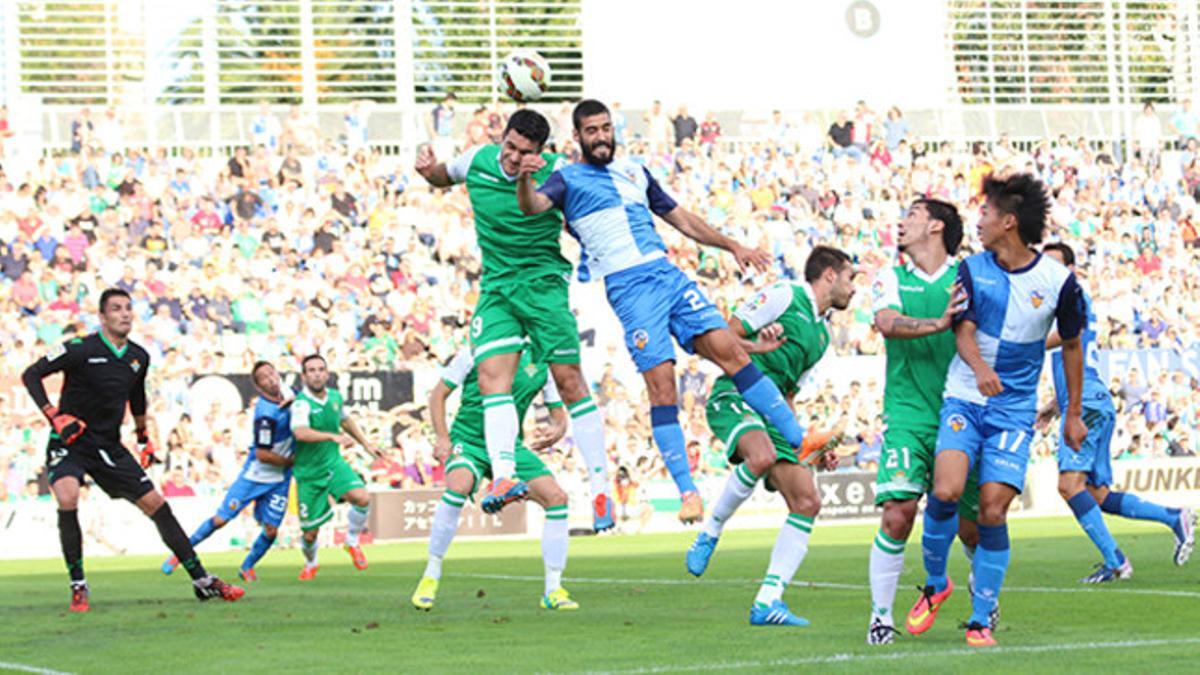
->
[[21, 288, 244, 611], [906, 174, 1087, 648], [161, 360, 295, 582], [413, 346, 577, 611], [1037, 242, 1194, 581], [685, 247, 854, 627], [415, 110, 613, 531], [291, 354, 382, 580], [517, 99, 824, 524]]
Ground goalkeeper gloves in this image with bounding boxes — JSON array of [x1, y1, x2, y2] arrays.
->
[[136, 429, 159, 469], [43, 405, 87, 445]]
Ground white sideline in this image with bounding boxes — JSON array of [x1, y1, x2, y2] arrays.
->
[[0, 662, 73, 675], [583, 638, 1200, 673], [456, 572, 1200, 599]]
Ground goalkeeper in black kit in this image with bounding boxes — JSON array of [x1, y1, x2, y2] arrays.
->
[[22, 288, 244, 612]]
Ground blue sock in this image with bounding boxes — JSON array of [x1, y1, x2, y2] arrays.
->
[[188, 517, 217, 546], [970, 523, 1010, 627], [1067, 491, 1122, 569], [921, 495, 959, 592], [241, 531, 275, 571], [650, 405, 697, 495], [1102, 491, 1182, 537], [731, 364, 806, 448]]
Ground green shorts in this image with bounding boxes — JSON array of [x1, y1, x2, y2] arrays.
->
[[470, 274, 580, 365], [874, 428, 936, 505], [296, 459, 366, 532], [444, 438, 552, 497], [958, 469, 981, 521], [706, 390, 797, 466]]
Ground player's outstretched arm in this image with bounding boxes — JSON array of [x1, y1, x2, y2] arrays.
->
[[341, 415, 382, 458], [874, 282, 968, 339], [414, 144, 454, 187], [659, 206, 772, 274], [516, 153, 554, 215], [955, 319, 1003, 397], [428, 379, 455, 462]]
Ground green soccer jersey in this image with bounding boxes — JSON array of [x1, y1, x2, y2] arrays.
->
[[711, 281, 832, 400], [870, 259, 958, 433], [441, 346, 563, 444], [447, 144, 570, 289], [290, 387, 348, 482]]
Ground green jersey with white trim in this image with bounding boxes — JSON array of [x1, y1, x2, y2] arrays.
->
[[871, 260, 958, 433], [441, 347, 563, 444], [447, 143, 569, 289], [290, 387, 349, 482], [710, 281, 831, 400]]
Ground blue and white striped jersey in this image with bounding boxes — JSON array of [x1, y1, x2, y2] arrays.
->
[[240, 396, 294, 484], [1050, 286, 1112, 412], [943, 252, 1084, 425], [537, 157, 678, 281]]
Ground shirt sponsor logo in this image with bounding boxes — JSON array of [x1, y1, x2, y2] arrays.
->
[[947, 413, 967, 432], [88, 357, 108, 364]]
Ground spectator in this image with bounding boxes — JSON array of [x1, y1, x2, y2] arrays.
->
[[672, 105, 698, 147]]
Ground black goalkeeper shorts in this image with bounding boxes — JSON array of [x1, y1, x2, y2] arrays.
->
[[46, 436, 154, 502]]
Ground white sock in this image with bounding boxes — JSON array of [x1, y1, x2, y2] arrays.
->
[[869, 528, 907, 625], [703, 464, 758, 538], [568, 399, 610, 499], [543, 504, 569, 594], [754, 513, 813, 607], [426, 491, 466, 579], [482, 394, 518, 479], [345, 505, 369, 547], [963, 542, 976, 591], [301, 537, 319, 567]]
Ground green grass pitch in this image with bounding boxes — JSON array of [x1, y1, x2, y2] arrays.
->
[[3, 517, 1198, 673]]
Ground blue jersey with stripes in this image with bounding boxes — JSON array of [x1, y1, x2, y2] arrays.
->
[[1050, 286, 1112, 413], [240, 396, 294, 484], [943, 252, 1084, 425], [537, 157, 678, 281]]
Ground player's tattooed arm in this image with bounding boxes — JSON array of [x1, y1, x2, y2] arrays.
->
[[873, 282, 967, 339]]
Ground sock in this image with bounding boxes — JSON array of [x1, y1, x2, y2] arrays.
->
[[1067, 491, 1123, 569], [58, 509, 85, 584], [869, 528, 906, 624], [650, 405, 697, 495], [241, 531, 275, 571], [1102, 491, 1184, 537], [702, 464, 758, 538], [568, 398, 610, 499], [346, 504, 369, 547], [970, 523, 1010, 627], [482, 393, 518, 480], [962, 540, 976, 590], [753, 513, 813, 607], [920, 495, 959, 592], [543, 504, 569, 594], [188, 517, 217, 547], [425, 490, 465, 579], [732, 364, 807, 448], [150, 503, 208, 581], [301, 537, 319, 567]]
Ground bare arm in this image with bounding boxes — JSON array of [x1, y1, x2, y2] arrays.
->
[[415, 144, 454, 188], [428, 379, 454, 462], [516, 153, 555, 215], [955, 319, 1003, 397], [1060, 335, 1088, 450], [293, 426, 345, 444], [341, 415, 377, 454], [255, 448, 294, 467], [726, 315, 787, 354], [660, 206, 772, 274], [529, 405, 569, 452], [1045, 329, 1063, 350], [874, 282, 965, 339]]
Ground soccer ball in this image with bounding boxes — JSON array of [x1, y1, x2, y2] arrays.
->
[[499, 49, 551, 102]]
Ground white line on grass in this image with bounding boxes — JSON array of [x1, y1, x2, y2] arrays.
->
[[0, 662, 73, 675], [582, 637, 1200, 674], [456, 573, 1200, 599]]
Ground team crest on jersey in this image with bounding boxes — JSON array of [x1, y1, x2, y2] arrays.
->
[[871, 279, 885, 300], [947, 414, 967, 432], [1030, 290, 1044, 309], [633, 329, 649, 350], [524, 363, 538, 378], [130, 359, 141, 374], [228, 498, 240, 511], [47, 343, 66, 361]]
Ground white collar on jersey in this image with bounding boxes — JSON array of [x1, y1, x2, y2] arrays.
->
[[903, 257, 955, 284], [801, 282, 833, 322]]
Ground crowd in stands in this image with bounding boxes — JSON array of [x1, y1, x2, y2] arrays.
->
[[2, 98, 1198, 529]]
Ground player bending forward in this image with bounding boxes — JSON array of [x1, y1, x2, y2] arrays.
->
[[291, 354, 382, 580], [685, 247, 854, 627], [162, 361, 295, 582], [413, 346, 577, 611], [22, 288, 243, 611]]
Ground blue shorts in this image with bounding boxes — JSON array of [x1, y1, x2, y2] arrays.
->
[[1057, 406, 1115, 487], [605, 259, 727, 372], [215, 476, 291, 528], [935, 398, 1033, 492]]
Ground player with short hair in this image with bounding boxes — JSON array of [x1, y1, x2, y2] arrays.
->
[[291, 354, 382, 580], [685, 246, 855, 627], [863, 199, 966, 644], [906, 174, 1088, 648], [161, 360, 295, 582], [412, 346, 577, 611], [415, 109, 613, 531], [1038, 242, 1194, 580], [517, 99, 824, 524], [21, 288, 244, 611]]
